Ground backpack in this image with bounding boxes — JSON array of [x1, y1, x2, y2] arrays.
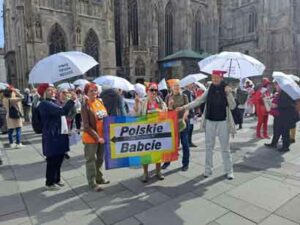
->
[[236, 88, 249, 105], [31, 101, 42, 134]]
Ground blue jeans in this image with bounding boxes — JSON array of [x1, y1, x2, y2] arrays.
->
[[8, 127, 21, 144], [180, 127, 190, 167], [186, 119, 194, 144]]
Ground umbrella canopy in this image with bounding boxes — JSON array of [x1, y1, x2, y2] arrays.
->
[[73, 79, 90, 90], [287, 74, 300, 83], [0, 82, 9, 90], [158, 79, 168, 91], [57, 83, 75, 90], [194, 82, 207, 91], [93, 75, 134, 91], [273, 71, 300, 100], [134, 83, 146, 98], [199, 51, 265, 79], [29, 51, 98, 84], [180, 73, 207, 88]]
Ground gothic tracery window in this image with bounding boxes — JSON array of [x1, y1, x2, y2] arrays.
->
[[84, 29, 100, 78], [128, 0, 139, 46], [248, 10, 256, 33], [48, 23, 66, 55], [194, 10, 202, 52], [165, 1, 174, 55], [135, 58, 145, 76]]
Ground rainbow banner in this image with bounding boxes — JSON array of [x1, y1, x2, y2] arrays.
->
[[103, 111, 179, 169]]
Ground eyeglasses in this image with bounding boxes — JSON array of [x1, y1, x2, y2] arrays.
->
[[149, 89, 158, 93]]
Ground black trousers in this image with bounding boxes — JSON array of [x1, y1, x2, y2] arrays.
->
[[46, 154, 64, 186], [187, 119, 194, 144], [271, 117, 290, 148], [237, 109, 245, 125], [75, 113, 82, 130]]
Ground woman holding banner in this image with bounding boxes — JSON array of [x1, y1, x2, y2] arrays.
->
[[81, 83, 110, 192], [134, 82, 168, 183]]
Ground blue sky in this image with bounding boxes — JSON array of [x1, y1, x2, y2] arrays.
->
[[0, 0, 3, 48]]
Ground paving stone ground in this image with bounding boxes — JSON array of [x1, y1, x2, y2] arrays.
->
[[1, 117, 300, 225]]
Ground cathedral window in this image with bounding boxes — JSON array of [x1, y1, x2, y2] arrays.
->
[[84, 29, 100, 78], [115, 0, 122, 66], [48, 23, 66, 55], [135, 58, 146, 76], [194, 10, 202, 52], [128, 0, 139, 46], [165, 2, 174, 55], [248, 10, 256, 33]]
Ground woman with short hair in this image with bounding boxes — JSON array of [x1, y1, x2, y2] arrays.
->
[[81, 83, 109, 192], [2, 87, 24, 148]]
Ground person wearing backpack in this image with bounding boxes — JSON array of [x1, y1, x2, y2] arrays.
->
[[2, 87, 24, 149], [37, 83, 76, 191], [235, 86, 249, 129], [22, 88, 33, 123], [162, 80, 190, 171]]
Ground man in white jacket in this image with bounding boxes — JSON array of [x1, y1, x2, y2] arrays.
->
[[177, 70, 236, 180]]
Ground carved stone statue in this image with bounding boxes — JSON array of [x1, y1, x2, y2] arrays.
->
[[35, 21, 42, 39]]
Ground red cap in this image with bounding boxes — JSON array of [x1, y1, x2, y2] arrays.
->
[[37, 83, 53, 96], [212, 70, 227, 77]]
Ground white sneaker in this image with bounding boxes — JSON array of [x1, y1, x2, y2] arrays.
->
[[9, 143, 16, 148], [226, 173, 234, 180], [15, 144, 24, 149], [56, 182, 65, 187], [45, 185, 60, 191]]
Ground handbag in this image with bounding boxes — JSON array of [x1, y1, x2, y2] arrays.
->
[[61, 116, 69, 134], [8, 100, 22, 119], [69, 131, 81, 146], [262, 96, 272, 112]]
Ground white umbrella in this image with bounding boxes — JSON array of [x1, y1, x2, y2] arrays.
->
[[179, 73, 207, 88], [0, 82, 9, 90], [199, 51, 265, 79], [57, 83, 75, 90], [73, 79, 90, 90], [194, 82, 207, 91], [134, 83, 146, 98], [272, 71, 300, 100], [158, 78, 168, 91], [29, 51, 98, 84], [287, 74, 300, 82], [94, 75, 134, 91]]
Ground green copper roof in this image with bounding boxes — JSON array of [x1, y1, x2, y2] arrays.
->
[[158, 49, 210, 62]]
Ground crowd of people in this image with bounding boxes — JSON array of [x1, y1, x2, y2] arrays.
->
[[0, 71, 299, 192]]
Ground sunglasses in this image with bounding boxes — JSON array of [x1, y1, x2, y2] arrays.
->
[[149, 89, 158, 93]]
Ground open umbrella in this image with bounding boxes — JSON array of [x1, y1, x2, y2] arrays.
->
[[158, 78, 168, 91], [273, 71, 300, 100], [93, 75, 134, 91], [287, 74, 300, 83], [57, 83, 75, 90], [179, 73, 207, 88], [199, 51, 265, 79], [29, 51, 98, 84], [73, 79, 90, 90], [194, 82, 207, 91], [0, 82, 9, 90]]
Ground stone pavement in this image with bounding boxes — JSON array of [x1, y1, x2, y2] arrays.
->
[[2, 117, 300, 225]]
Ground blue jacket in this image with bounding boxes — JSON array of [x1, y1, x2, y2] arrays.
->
[[38, 99, 75, 157]]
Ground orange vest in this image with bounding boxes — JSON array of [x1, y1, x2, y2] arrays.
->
[[82, 99, 107, 144]]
